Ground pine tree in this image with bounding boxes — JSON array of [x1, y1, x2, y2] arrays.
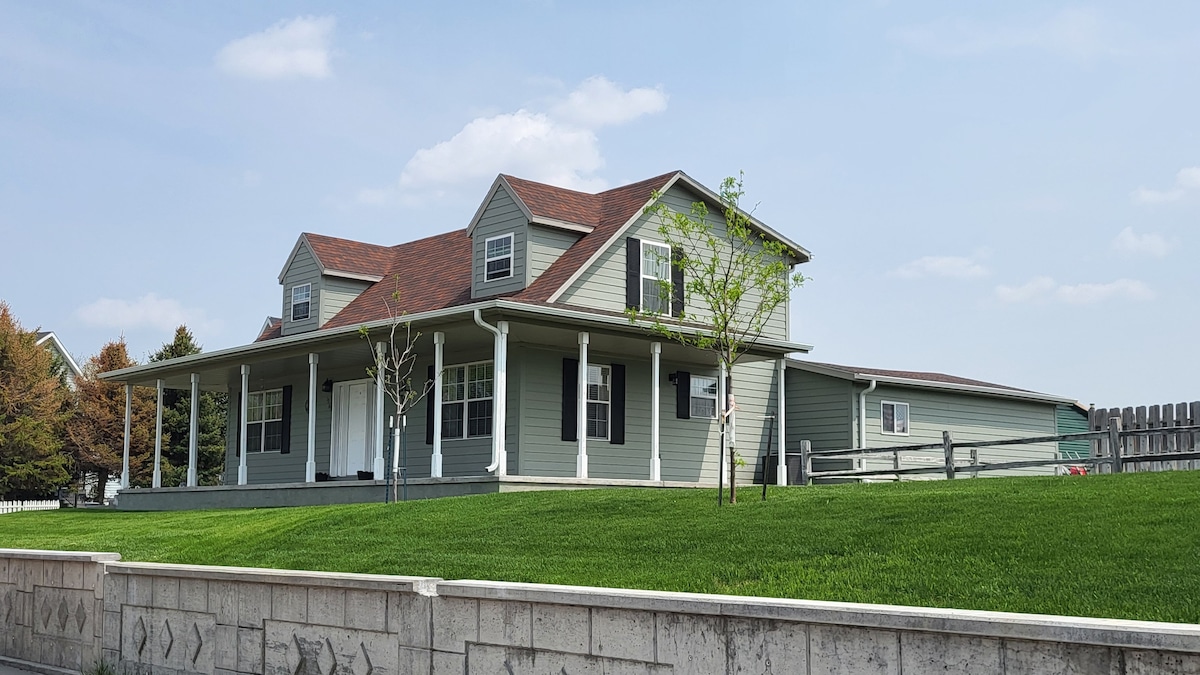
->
[[150, 326, 227, 486], [0, 302, 72, 499], [67, 340, 156, 497]]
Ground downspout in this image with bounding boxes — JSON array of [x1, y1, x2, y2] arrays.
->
[[473, 310, 507, 475], [858, 379, 878, 470]]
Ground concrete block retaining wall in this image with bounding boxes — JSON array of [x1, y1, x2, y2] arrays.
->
[[2, 550, 1199, 675]]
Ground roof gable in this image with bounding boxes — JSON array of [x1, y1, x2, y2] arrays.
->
[[277, 234, 392, 284]]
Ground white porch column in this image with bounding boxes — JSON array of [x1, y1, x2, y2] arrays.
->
[[432, 332, 444, 478], [121, 384, 131, 489], [153, 380, 163, 488], [777, 359, 787, 486], [650, 342, 661, 481], [238, 365, 249, 485], [496, 322, 509, 477], [373, 342, 385, 478], [307, 353, 319, 483], [187, 373, 199, 487], [577, 332, 589, 479], [717, 361, 727, 491]]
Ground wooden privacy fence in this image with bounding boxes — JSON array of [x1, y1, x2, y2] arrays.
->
[[793, 416, 1200, 485], [1090, 402, 1200, 472], [0, 499, 59, 514]]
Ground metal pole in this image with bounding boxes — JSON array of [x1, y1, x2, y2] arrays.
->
[[762, 412, 774, 502], [402, 415, 408, 502]]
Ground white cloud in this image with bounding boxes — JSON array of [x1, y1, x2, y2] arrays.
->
[[392, 77, 667, 195], [893, 255, 989, 280], [1111, 226, 1171, 257], [995, 277, 1154, 305], [1132, 166, 1200, 204], [890, 8, 1115, 61], [550, 76, 668, 129], [215, 16, 335, 80], [76, 294, 215, 333]]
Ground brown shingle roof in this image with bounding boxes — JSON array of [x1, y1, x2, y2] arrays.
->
[[255, 318, 281, 342], [321, 230, 475, 329], [502, 175, 602, 227], [304, 233, 393, 279], [802, 361, 1026, 392], [515, 171, 679, 302]]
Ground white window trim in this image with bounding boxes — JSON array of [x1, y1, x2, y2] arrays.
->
[[246, 388, 284, 453], [484, 233, 514, 282], [881, 400, 910, 436], [640, 240, 671, 312], [586, 364, 611, 440], [290, 283, 312, 322], [689, 375, 718, 420], [441, 359, 494, 440]]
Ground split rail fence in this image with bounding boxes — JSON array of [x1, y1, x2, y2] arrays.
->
[[793, 401, 1200, 485], [0, 499, 59, 514]]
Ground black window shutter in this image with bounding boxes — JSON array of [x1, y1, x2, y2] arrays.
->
[[675, 371, 691, 420], [426, 365, 435, 445], [562, 358, 578, 442], [625, 237, 641, 310], [671, 246, 685, 317], [235, 392, 242, 457], [610, 363, 625, 444], [280, 385, 293, 454]]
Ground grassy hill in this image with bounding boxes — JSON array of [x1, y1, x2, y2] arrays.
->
[[3, 472, 1200, 623]]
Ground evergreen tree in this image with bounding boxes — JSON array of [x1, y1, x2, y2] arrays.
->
[[150, 326, 227, 486], [0, 302, 72, 499], [67, 340, 155, 497]]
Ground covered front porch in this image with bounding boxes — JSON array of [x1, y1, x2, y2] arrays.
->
[[103, 302, 803, 510]]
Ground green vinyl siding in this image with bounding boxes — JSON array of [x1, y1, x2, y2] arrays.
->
[[1056, 404, 1091, 460], [280, 243, 320, 337], [784, 368, 853, 452], [527, 225, 580, 284], [860, 385, 1059, 478], [320, 277, 372, 326], [472, 185, 528, 299], [558, 183, 789, 341]]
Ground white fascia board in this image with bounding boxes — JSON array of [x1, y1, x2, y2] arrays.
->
[[322, 269, 385, 283], [529, 217, 594, 234], [277, 235, 324, 284], [98, 301, 503, 382], [35, 332, 83, 379], [546, 173, 681, 303], [493, 300, 812, 355], [673, 172, 812, 263], [466, 175, 535, 237]]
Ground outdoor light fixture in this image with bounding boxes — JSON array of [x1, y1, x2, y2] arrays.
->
[[322, 379, 333, 393]]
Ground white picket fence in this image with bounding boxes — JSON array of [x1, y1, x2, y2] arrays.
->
[[0, 499, 59, 514]]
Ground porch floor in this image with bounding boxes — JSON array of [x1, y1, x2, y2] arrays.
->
[[113, 475, 713, 511]]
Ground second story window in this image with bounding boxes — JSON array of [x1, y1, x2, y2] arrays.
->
[[290, 284, 311, 321], [485, 234, 513, 281], [641, 241, 671, 313]]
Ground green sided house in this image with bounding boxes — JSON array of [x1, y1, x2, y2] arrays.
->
[[783, 360, 1086, 480], [100, 170, 812, 510]]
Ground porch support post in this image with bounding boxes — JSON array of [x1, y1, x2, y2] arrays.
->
[[496, 322, 509, 477], [153, 380, 163, 488], [650, 342, 661, 481], [188, 373, 199, 487], [577, 332, 589, 479], [776, 359, 787, 486], [432, 332, 444, 478], [373, 342, 385, 478], [238, 365, 249, 485], [307, 353, 318, 483], [121, 384, 131, 489]]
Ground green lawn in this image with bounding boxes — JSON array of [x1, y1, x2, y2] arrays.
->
[[3, 472, 1200, 623]]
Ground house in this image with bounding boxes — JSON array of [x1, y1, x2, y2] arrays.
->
[[100, 171, 812, 509], [36, 330, 83, 389], [783, 360, 1083, 479]]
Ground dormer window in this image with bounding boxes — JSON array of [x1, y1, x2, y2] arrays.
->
[[291, 284, 311, 321], [485, 233, 513, 281]]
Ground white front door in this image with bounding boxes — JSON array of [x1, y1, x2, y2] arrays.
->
[[332, 379, 375, 477]]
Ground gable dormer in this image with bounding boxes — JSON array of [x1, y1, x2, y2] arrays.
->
[[467, 175, 592, 299], [277, 234, 387, 337]]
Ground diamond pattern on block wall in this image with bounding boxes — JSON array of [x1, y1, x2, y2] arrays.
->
[[32, 587, 91, 638], [266, 621, 398, 675], [120, 606, 215, 673]]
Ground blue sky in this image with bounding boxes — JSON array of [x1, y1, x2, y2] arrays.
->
[[2, 1, 1197, 407]]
